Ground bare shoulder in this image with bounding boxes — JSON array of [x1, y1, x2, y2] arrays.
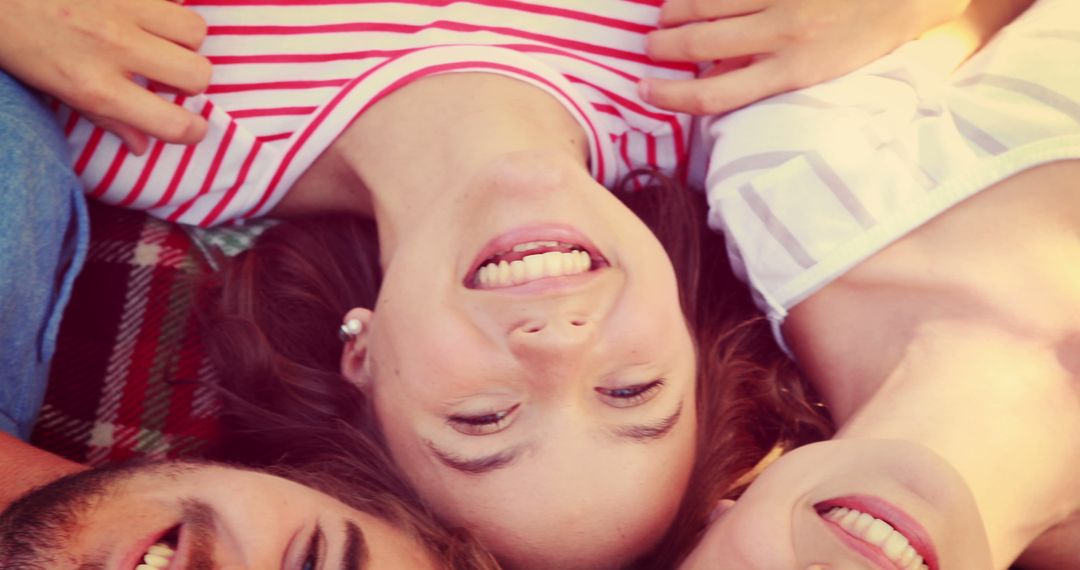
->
[[784, 159, 1080, 385]]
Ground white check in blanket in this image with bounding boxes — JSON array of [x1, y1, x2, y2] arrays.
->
[[701, 0, 1080, 345], [61, 1, 695, 227]]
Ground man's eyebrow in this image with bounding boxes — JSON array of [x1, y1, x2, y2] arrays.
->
[[612, 401, 682, 442], [425, 441, 527, 475], [343, 520, 368, 570]]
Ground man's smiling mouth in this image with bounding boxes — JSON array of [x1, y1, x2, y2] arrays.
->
[[135, 525, 179, 570]]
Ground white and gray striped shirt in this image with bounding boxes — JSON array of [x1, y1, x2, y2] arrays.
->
[[700, 0, 1080, 350]]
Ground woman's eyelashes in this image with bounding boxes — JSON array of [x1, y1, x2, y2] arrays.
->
[[445, 380, 664, 435], [448, 403, 520, 435], [595, 379, 664, 408], [300, 524, 323, 570]]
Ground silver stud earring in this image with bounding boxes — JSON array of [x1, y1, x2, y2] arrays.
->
[[338, 318, 363, 343]]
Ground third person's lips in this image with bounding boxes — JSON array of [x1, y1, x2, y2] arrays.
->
[[817, 496, 939, 570]]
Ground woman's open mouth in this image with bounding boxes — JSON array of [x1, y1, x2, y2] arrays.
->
[[466, 224, 610, 290], [817, 497, 938, 570], [471, 240, 605, 289]]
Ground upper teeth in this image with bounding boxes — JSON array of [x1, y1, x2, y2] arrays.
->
[[511, 240, 559, 252], [823, 507, 929, 570], [476, 250, 591, 288], [137, 542, 175, 570]]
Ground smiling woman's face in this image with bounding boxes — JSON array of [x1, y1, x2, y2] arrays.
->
[[678, 440, 992, 570], [344, 153, 698, 569]]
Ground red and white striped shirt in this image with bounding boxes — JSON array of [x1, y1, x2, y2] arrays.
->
[[60, 1, 695, 226]]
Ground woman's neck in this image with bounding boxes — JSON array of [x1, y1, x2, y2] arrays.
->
[[787, 164, 1080, 568], [832, 323, 1080, 568], [329, 72, 589, 256]]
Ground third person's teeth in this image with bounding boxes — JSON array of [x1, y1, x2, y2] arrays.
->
[[823, 507, 925, 570], [882, 531, 910, 559], [865, 519, 892, 543], [853, 512, 874, 532]]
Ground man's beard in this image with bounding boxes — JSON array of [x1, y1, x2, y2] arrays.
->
[[0, 462, 215, 570]]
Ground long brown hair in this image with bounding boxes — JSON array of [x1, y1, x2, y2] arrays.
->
[[202, 217, 498, 569], [618, 173, 833, 568], [204, 174, 831, 569]]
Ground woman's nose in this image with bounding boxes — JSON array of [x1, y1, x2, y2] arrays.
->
[[508, 315, 596, 360]]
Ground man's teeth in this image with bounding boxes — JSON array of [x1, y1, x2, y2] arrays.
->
[[823, 507, 929, 570], [136, 542, 175, 570], [476, 250, 591, 288]]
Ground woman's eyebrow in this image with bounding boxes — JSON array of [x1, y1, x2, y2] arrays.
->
[[342, 520, 368, 570], [424, 441, 531, 475], [610, 401, 682, 443]]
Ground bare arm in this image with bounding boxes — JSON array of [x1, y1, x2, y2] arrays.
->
[[0, 432, 85, 511]]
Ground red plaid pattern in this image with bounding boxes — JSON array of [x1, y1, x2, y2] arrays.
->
[[31, 202, 221, 466]]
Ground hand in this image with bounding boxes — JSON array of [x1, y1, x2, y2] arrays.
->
[[0, 0, 212, 155], [641, 0, 970, 115]]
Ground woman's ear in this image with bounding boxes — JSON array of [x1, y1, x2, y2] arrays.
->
[[339, 307, 375, 390]]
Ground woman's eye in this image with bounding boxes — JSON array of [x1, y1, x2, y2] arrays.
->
[[595, 379, 664, 408], [301, 526, 322, 570], [448, 404, 519, 435]]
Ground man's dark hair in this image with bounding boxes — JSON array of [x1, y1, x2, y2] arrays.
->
[[0, 462, 142, 570]]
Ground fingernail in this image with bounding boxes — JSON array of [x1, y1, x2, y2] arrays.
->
[[186, 117, 209, 143], [637, 79, 651, 102], [127, 136, 149, 157]]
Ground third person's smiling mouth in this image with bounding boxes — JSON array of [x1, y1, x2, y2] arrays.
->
[[817, 497, 939, 570]]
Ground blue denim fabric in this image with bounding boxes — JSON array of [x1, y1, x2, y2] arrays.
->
[[0, 71, 88, 440]]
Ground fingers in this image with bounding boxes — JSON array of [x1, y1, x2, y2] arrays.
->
[[659, 0, 769, 27], [639, 57, 790, 115], [127, 33, 212, 95], [89, 114, 151, 156], [646, 13, 775, 63], [90, 80, 208, 146], [704, 55, 755, 76], [135, 0, 208, 50], [116, 0, 211, 149]]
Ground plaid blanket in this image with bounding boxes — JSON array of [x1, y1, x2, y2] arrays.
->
[[30, 202, 222, 466]]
